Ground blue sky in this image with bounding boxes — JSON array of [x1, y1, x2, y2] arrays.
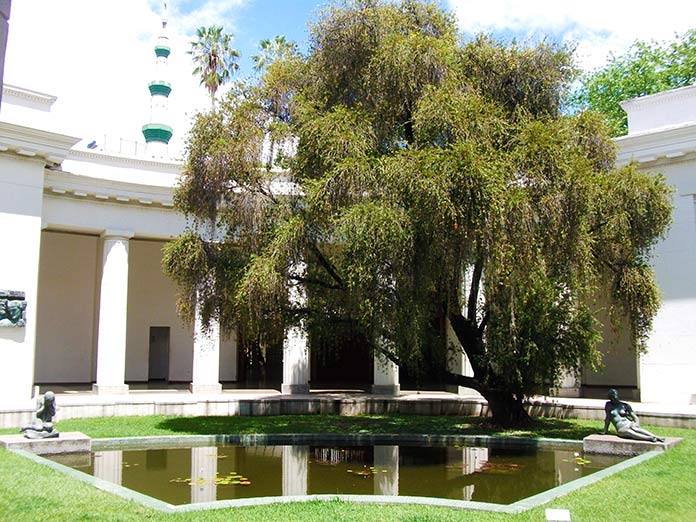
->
[[4, 1, 695, 157]]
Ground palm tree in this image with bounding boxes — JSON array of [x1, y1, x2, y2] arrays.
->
[[252, 35, 297, 72], [189, 26, 240, 108]]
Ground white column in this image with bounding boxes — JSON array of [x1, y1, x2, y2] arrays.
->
[[282, 261, 309, 394], [190, 303, 222, 394], [282, 445, 308, 496], [94, 450, 123, 485], [372, 351, 399, 395], [373, 445, 399, 496], [191, 446, 218, 504], [93, 230, 133, 395]]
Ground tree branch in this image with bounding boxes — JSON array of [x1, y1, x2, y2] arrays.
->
[[307, 241, 346, 289], [443, 371, 482, 393]]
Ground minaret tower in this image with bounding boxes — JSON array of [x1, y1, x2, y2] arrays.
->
[[142, 1, 173, 159]]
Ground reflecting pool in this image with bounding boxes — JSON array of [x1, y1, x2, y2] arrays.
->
[[47, 442, 624, 506]]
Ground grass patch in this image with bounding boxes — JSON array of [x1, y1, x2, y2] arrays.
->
[[2, 413, 599, 440], [1, 414, 693, 521]]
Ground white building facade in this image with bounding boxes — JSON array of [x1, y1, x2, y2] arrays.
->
[[1, 82, 696, 409]]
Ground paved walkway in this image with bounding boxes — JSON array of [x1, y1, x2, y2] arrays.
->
[[3, 387, 695, 429]]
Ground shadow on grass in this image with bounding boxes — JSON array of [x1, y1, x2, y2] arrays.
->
[[156, 414, 598, 441]]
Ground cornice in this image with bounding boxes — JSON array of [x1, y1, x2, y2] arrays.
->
[[615, 123, 696, 167], [44, 169, 176, 209], [0, 121, 80, 164], [620, 84, 696, 112], [66, 148, 182, 174], [2, 84, 57, 111]]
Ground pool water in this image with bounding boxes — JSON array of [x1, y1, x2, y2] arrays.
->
[[48, 443, 623, 506]]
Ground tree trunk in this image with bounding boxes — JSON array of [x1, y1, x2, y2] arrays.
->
[[483, 389, 530, 427], [444, 372, 530, 427]]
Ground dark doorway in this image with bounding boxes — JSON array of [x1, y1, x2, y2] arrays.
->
[[310, 326, 371, 390], [148, 326, 170, 381], [236, 336, 283, 389]]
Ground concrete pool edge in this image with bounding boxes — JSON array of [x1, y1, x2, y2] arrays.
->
[[90, 433, 584, 451], [10, 434, 664, 514]]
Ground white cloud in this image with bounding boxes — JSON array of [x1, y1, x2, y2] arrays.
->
[[3, 0, 247, 159], [447, 0, 696, 70]]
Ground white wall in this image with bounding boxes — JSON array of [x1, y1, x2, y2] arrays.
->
[[582, 304, 638, 389], [125, 239, 237, 383], [35, 231, 98, 383], [126, 239, 193, 381], [640, 161, 696, 403], [0, 154, 45, 407]]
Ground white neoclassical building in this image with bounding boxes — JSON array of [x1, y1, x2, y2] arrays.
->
[[2, 61, 696, 409]]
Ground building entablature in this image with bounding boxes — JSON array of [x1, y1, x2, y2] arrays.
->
[[43, 169, 175, 209], [0, 121, 80, 165], [63, 146, 182, 187], [615, 122, 696, 174], [2, 84, 57, 112]]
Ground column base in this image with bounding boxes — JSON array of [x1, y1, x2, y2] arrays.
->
[[189, 383, 223, 394], [371, 384, 400, 396], [92, 384, 129, 395], [281, 384, 310, 395], [445, 384, 463, 395]]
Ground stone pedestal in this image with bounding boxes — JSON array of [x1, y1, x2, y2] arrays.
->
[[0, 431, 91, 455], [583, 434, 682, 455]]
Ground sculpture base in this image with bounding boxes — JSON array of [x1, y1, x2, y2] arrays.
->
[[0, 431, 91, 455], [583, 434, 682, 455]]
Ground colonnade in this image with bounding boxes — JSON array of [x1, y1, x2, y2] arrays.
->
[[91, 234, 401, 395]]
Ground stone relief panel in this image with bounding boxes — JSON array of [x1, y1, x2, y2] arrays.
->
[[0, 290, 26, 327]]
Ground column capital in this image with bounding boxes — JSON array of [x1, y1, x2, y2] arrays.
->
[[102, 229, 135, 240]]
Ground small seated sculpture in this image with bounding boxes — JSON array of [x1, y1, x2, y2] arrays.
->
[[21, 391, 59, 439], [604, 388, 664, 443]]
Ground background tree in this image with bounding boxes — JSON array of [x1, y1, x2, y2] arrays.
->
[[252, 35, 299, 72], [189, 25, 240, 108], [166, 0, 672, 426], [573, 29, 696, 136]]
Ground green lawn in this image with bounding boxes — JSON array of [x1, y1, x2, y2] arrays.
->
[[1, 415, 693, 521]]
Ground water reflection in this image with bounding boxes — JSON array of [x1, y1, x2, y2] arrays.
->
[[47, 443, 623, 506], [283, 445, 308, 496], [94, 450, 122, 485], [373, 445, 398, 495], [190, 446, 217, 503]]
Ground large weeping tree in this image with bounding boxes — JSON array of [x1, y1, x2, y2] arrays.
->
[[165, 0, 672, 426]]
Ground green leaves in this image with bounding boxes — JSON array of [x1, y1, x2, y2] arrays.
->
[[189, 26, 240, 107], [573, 29, 696, 136], [170, 0, 673, 426]]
